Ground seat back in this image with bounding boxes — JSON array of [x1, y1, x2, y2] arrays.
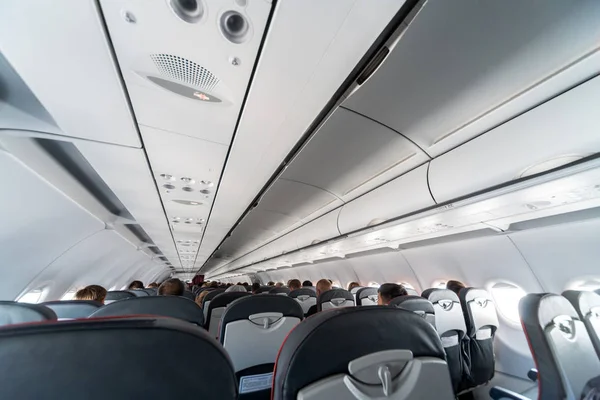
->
[[206, 292, 251, 339], [105, 290, 136, 304], [42, 300, 102, 319], [221, 295, 303, 398], [143, 288, 157, 296], [0, 301, 57, 326], [318, 289, 354, 311], [521, 293, 600, 400], [182, 291, 195, 301], [422, 289, 469, 393], [269, 287, 291, 296], [562, 290, 600, 357], [389, 295, 435, 326], [356, 287, 378, 306], [350, 286, 363, 302], [89, 296, 204, 326], [202, 289, 226, 321], [459, 287, 498, 387], [128, 289, 148, 297], [289, 288, 317, 315], [273, 307, 454, 400], [257, 286, 273, 294], [0, 317, 237, 399]]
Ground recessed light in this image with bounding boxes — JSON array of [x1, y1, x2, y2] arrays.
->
[[172, 199, 203, 206], [163, 183, 176, 190], [182, 186, 194, 192], [200, 189, 211, 194]]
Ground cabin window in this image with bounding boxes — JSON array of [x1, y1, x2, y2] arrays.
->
[[368, 282, 380, 288], [490, 282, 526, 323], [17, 288, 45, 304], [61, 290, 77, 301]]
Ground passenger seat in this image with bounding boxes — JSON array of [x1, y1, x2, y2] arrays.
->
[[42, 300, 102, 319], [205, 291, 250, 339], [104, 290, 136, 304], [202, 289, 226, 321], [389, 295, 435, 326], [288, 288, 316, 315], [562, 290, 600, 357], [0, 317, 237, 399], [269, 287, 291, 296], [0, 301, 57, 326], [220, 295, 303, 399], [272, 307, 454, 399], [318, 289, 354, 311], [355, 287, 377, 306]]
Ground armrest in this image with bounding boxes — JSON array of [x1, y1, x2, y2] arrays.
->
[[489, 386, 531, 400], [527, 368, 538, 382]]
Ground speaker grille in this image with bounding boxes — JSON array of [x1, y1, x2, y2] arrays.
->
[[150, 54, 219, 92]]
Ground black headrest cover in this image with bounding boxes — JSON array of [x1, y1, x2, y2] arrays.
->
[[421, 288, 438, 299], [273, 307, 445, 399], [89, 296, 204, 326], [42, 300, 102, 319], [0, 317, 236, 399], [206, 292, 250, 327], [202, 289, 226, 307], [0, 301, 57, 326], [317, 289, 354, 310], [288, 288, 316, 299], [258, 286, 272, 293], [389, 295, 434, 314], [105, 291, 136, 301], [269, 287, 291, 295], [220, 295, 304, 342], [128, 290, 148, 297]]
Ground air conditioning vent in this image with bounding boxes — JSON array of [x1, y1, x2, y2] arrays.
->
[[150, 54, 219, 92]]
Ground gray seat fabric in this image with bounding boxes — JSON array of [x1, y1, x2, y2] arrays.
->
[[202, 289, 226, 322], [269, 287, 291, 296], [459, 287, 499, 388], [143, 288, 157, 296], [257, 286, 273, 294], [389, 295, 435, 326], [289, 288, 317, 315], [422, 289, 469, 394], [562, 290, 600, 357], [520, 293, 600, 400], [104, 290, 136, 304], [128, 289, 148, 297], [182, 291, 195, 301], [355, 287, 378, 306], [0, 317, 237, 399], [318, 289, 355, 311], [42, 300, 102, 319], [273, 307, 454, 400], [89, 296, 204, 326], [0, 301, 57, 326], [205, 291, 251, 339]]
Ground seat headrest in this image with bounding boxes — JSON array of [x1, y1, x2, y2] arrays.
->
[[288, 288, 317, 299], [350, 286, 363, 294], [143, 288, 157, 296], [0, 317, 237, 399], [42, 300, 102, 319], [0, 301, 57, 326], [273, 307, 445, 399], [208, 292, 250, 310], [562, 290, 600, 320], [318, 289, 354, 310], [459, 287, 499, 334], [128, 289, 148, 297], [181, 291, 195, 301], [427, 289, 460, 305], [202, 288, 225, 305], [105, 291, 136, 301], [269, 287, 291, 295], [355, 287, 377, 303], [421, 288, 438, 299], [257, 286, 273, 293], [89, 296, 204, 326], [220, 295, 303, 342], [389, 295, 435, 315]]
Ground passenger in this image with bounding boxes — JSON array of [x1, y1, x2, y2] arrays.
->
[[225, 284, 247, 293], [242, 282, 249, 288], [275, 282, 284, 288], [209, 281, 219, 288], [347, 282, 361, 291], [267, 281, 275, 286], [146, 282, 159, 288], [158, 278, 185, 296], [74, 284, 107, 304], [251, 282, 261, 294], [305, 279, 332, 317], [195, 290, 210, 308], [288, 279, 301, 291], [128, 280, 144, 290], [377, 283, 407, 305], [302, 280, 313, 287], [446, 280, 466, 295]]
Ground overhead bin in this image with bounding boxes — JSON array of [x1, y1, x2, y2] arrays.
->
[[338, 164, 434, 234], [428, 75, 600, 204], [342, 0, 600, 156]]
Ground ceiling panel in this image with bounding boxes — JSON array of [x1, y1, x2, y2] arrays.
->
[[343, 0, 600, 156]]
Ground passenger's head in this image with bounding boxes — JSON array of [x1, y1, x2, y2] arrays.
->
[[74, 285, 107, 304], [288, 279, 301, 291], [226, 284, 247, 293], [302, 280, 313, 287], [315, 279, 332, 297], [275, 282, 284, 288], [377, 283, 407, 305], [195, 290, 210, 307], [209, 281, 219, 288], [446, 280, 466, 295], [158, 278, 185, 296], [147, 282, 159, 288], [251, 282, 261, 294], [267, 281, 275, 286], [128, 280, 144, 290], [243, 282, 249, 287], [347, 282, 361, 291]]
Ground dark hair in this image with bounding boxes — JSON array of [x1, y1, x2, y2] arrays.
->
[[288, 279, 301, 290], [209, 281, 219, 288], [302, 280, 313, 287], [267, 281, 275, 286], [251, 282, 261, 293], [378, 283, 407, 303], [243, 282, 249, 287], [446, 280, 466, 295], [158, 278, 185, 296], [347, 282, 361, 291], [128, 280, 144, 290], [147, 282, 159, 288]]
